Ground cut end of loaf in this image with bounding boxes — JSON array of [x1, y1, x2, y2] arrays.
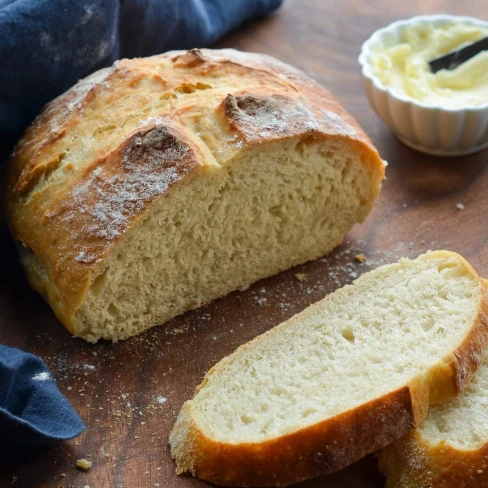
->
[[72, 137, 382, 342], [169, 250, 488, 486]]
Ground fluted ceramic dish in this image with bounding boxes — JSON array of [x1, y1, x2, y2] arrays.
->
[[359, 15, 488, 156]]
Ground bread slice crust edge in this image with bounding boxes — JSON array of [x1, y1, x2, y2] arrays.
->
[[378, 430, 488, 488]]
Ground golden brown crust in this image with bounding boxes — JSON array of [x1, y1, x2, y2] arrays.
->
[[169, 253, 488, 487], [220, 93, 317, 143], [171, 386, 419, 487], [6, 119, 205, 329], [378, 431, 488, 488], [1, 48, 384, 335]]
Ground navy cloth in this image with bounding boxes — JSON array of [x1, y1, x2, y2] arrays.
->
[[0, 345, 85, 446], [0, 0, 282, 163], [0, 0, 282, 446]]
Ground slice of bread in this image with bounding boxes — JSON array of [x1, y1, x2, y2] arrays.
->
[[378, 281, 488, 488], [169, 251, 488, 487]]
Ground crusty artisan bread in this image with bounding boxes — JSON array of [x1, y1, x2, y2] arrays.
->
[[169, 251, 488, 487], [1, 48, 384, 342], [378, 281, 488, 488]]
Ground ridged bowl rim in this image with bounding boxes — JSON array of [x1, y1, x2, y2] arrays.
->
[[358, 14, 488, 113]]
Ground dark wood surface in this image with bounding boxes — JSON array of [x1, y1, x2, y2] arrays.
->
[[1, 1, 487, 486]]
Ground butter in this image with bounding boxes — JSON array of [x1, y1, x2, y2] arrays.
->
[[370, 22, 488, 107]]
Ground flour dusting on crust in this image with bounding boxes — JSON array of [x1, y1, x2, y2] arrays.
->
[[47, 119, 198, 263]]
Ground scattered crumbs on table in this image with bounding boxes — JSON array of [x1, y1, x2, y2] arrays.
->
[[456, 202, 465, 210], [92, 351, 98, 357], [60, 473, 66, 478], [22, 237, 428, 488], [76, 459, 92, 470], [354, 253, 367, 263], [294, 273, 308, 282]]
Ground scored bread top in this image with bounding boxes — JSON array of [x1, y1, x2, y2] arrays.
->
[[1, 48, 384, 327]]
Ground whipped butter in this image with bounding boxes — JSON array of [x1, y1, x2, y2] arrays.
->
[[370, 22, 488, 107]]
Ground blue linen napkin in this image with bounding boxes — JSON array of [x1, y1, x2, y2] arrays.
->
[[0, 0, 282, 446], [0, 345, 85, 446], [0, 0, 282, 163]]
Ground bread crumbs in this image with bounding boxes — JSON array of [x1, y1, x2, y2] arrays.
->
[[354, 253, 367, 263], [76, 459, 92, 470], [295, 273, 308, 282]]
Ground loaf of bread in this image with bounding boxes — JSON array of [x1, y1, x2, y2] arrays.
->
[[378, 281, 488, 488], [1, 48, 384, 342], [169, 251, 488, 487]]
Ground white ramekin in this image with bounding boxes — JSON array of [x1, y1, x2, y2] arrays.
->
[[358, 15, 488, 157]]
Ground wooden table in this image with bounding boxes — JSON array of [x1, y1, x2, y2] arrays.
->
[[1, 1, 487, 486]]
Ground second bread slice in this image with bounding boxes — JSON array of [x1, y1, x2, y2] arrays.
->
[[377, 280, 488, 488], [378, 349, 488, 488], [170, 251, 488, 487]]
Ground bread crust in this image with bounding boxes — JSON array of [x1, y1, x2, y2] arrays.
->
[[170, 386, 419, 487], [169, 253, 488, 486], [9, 119, 205, 332], [1, 48, 384, 336], [378, 430, 488, 488]]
